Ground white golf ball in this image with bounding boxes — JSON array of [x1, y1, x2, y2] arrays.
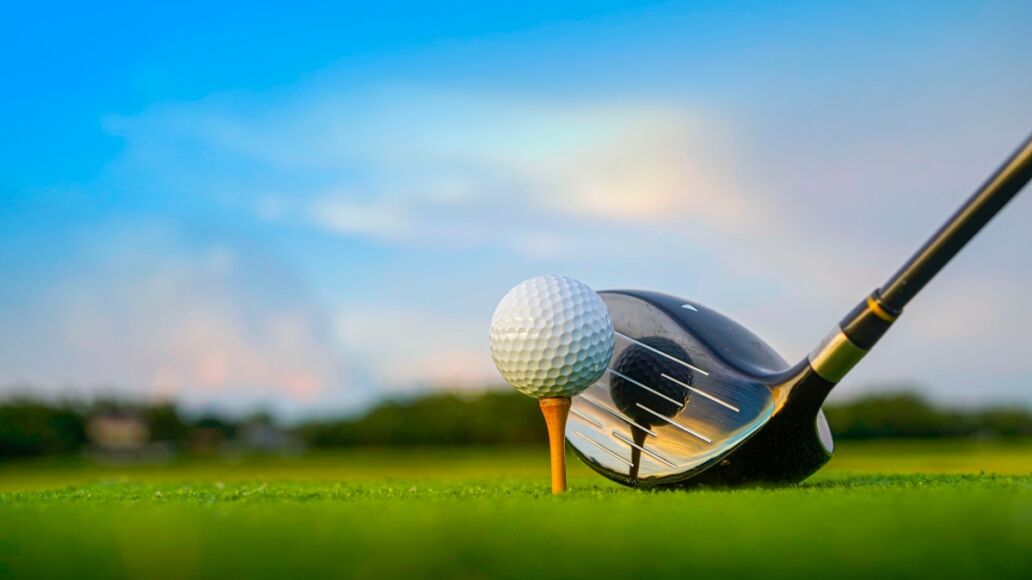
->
[[489, 275, 615, 398]]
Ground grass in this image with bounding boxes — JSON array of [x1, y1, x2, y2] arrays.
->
[[1, 441, 1031, 579]]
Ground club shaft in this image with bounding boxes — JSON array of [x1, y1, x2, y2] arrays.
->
[[811, 132, 1032, 384], [877, 133, 1032, 312]]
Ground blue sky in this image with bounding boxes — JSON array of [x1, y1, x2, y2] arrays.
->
[[2, 1, 1031, 415]]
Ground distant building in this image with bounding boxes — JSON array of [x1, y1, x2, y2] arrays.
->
[[239, 422, 301, 453], [186, 427, 225, 454], [87, 413, 149, 451]]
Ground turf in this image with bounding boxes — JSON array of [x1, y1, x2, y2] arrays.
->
[[2, 441, 1031, 579]]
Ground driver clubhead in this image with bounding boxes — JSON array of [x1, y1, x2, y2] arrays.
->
[[566, 290, 835, 488]]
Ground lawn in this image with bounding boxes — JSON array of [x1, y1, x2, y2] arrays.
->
[[1, 441, 1031, 579]]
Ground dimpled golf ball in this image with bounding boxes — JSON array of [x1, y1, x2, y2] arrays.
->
[[490, 275, 615, 398]]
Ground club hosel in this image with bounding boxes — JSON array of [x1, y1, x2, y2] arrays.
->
[[808, 291, 899, 383]]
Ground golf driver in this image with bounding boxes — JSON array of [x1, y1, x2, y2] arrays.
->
[[567, 132, 1032, 488]]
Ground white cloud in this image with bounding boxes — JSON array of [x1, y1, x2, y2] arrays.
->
[[335, 306, 499, 393], [94, 82, 1032, 406], [0, 223, 354, 412], [107, 88, 766, 240], [310, 196, 412, 240], [112, 87, 898, 310], [899, 275, 1032, 373]]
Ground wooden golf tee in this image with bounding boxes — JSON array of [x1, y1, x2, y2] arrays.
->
[[539, 396, 571, 494]]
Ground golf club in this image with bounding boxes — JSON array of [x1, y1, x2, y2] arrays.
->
[[567, 132, 1032, 487]]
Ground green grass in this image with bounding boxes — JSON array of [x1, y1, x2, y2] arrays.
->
[[2, 441, 1032, 579]]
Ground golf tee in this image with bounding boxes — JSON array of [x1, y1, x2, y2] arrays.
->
[[539, 396, 571, 494]]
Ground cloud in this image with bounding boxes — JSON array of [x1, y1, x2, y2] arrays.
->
[[106, 86, 895, 309], [106, 88, 762, 239], [310, 196, 412, 240], [900, 274, 1032, 373], [335, 306, 499, 393], [0, 223, 357, 412], [355, 93, 758, 227], [95, 81, 1032, 406]]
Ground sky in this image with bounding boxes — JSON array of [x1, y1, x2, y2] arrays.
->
[[2, 1, 1031, 416]]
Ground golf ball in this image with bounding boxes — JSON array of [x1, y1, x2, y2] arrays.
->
[[489, 275, 615, 398]]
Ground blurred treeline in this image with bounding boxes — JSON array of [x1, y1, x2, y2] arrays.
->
[[824, 393, 1032, 439], [2, 390, 1032, 460], [302, 391, 1032, 445], [0, 398, 277, 460]]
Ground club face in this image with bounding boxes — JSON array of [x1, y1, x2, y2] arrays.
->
[[566, 290, 785, 487]]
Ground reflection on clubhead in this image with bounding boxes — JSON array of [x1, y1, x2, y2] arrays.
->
[[609, 336, 693, 423], [607, 336, 692, 480]]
